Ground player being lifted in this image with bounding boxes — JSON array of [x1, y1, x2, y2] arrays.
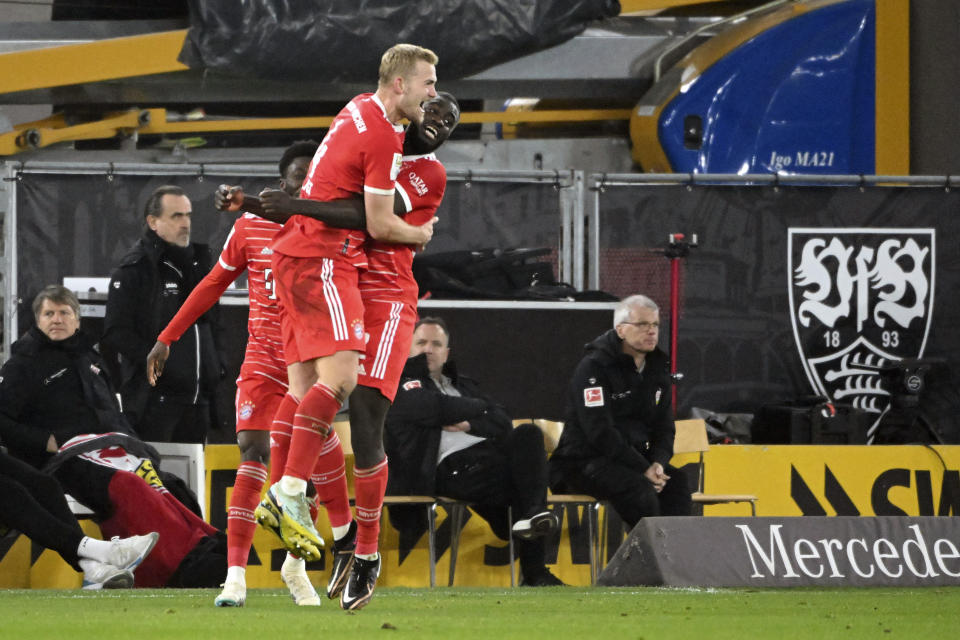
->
[[258, 44, 442, 610], [253, 90, 459, 609]]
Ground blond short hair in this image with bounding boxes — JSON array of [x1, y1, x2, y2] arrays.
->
[[378, 43, 438, 87]]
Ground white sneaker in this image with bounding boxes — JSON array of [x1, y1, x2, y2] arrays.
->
[[80, 559, 134, 590], [512, 511, 559, 540], [214, 580, 247, 607], [281, 557, 321, 606], [106, 532, 160, 571]]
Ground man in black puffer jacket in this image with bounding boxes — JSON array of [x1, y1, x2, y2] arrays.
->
[[0, 300, 135, 470], [550, 294, 691, 529], [102, 185, 223, 443], [0, 285, 227, 587]]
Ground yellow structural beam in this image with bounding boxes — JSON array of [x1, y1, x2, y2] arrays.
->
[[874, 0, 910, 175], [0, 30, 188, 95], [140, 108, 632, 134], [138, 113, 337, 136], [620, 0, 729, 14], [137, 109, 633, 133], [460, 109, 632, 124], [0, 109, 147, 155], [28, 110, 148, 148], [0, 108, 633, 155]]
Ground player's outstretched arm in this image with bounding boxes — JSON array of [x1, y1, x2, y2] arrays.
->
[[149, 260, 240, 387], [216, 185, 267, 217], [259, 188, 366, 229]]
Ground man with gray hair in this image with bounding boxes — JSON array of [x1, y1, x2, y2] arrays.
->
[[549, 294, 691, 531]]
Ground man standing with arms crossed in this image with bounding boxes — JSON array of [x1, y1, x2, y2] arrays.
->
[[263, 43, 438, 610]]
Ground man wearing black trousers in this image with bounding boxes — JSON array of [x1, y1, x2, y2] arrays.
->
[[385, 317, 564, 586], [0, 447, 158, 589]]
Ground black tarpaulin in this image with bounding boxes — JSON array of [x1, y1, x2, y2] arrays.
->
[[178, 0, 620, 82]]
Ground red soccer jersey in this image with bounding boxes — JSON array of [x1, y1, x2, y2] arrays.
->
[[359, 153, 447, 304], [158, 213, 285, 370], [270, 93, 405, 265]]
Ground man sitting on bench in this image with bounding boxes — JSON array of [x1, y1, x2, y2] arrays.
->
[[550, 294, 691, 530], [384, 316, 564, 586]]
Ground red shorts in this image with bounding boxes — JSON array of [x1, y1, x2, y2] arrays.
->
[[234, 364, 287, 432], [357, 300, 417, 402], [272, 252, 366, 364]]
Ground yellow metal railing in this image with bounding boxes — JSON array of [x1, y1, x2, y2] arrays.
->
[[0, 107, 633, 155]]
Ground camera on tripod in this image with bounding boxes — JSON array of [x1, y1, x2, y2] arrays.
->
[[877, 358, 944, 409], [871, 357, 946, 443]]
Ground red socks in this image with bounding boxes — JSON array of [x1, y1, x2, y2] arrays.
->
[[227, 461, 268, 568], [269, 393, 299, 485], [353, 457, 388, 556], [310, 431, 352, 529], [283, 382, 342, 481]]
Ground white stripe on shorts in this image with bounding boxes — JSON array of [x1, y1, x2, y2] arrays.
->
[[321, 258, 349, 341], [370, 302, 403, 379]]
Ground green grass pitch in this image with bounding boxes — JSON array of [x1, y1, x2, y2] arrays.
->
[[2, 586, 959, 639]]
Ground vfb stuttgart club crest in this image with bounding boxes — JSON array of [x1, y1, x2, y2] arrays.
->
[[787, 228, 935, 419]]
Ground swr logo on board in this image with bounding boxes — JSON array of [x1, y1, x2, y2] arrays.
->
[[791, 464, 960, 516]]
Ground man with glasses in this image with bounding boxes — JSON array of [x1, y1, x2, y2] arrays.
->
[[549, 294, 691, 530]]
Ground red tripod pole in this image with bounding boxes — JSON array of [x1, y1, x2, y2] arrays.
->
[[664, 233, 697, 417], [669, 252, 681, 415]]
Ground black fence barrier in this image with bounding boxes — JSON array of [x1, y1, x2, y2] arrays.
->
[[595, 182, 960, 440]]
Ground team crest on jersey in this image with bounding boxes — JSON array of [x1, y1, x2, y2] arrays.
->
[[788, 228, 935, 435], [352, 318, 364, 341], [584, 387, 604, 407], [403, 380, 422, 391], [390, 153, 403, 181], [238, 400, 255, 421], [135, 459, 164, 490]]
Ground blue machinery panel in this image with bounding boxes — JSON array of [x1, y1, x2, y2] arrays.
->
[[653, 0, 876, 175]]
